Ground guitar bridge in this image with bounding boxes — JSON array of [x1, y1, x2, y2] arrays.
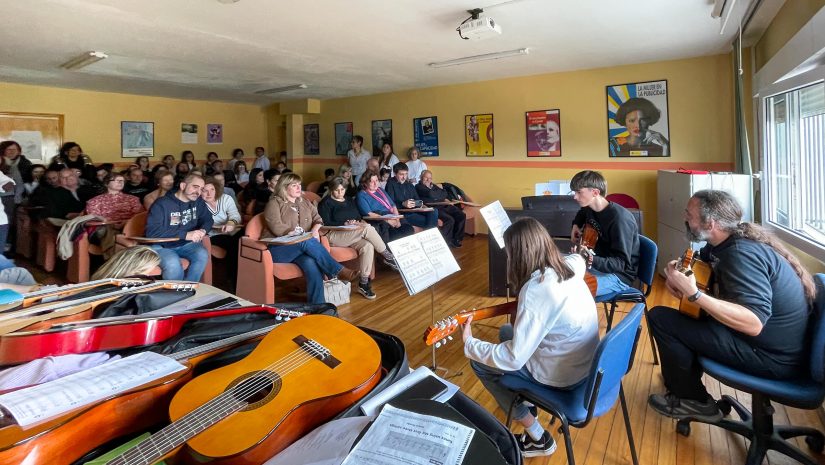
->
[[293, 335, 340, 369]]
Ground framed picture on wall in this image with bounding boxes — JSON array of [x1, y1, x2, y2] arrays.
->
[[304, 123, 320, 155], [606, 79, 670, 157], [0, 111, 63, 163], [207, 123, 223, 144], [465, 113, 493, 157], [525, 109, 561, 157], [371, 119, 392, 158], [121, 121, 154, 158], [334, 122, 352, 155], [413, 116, 439, 157]]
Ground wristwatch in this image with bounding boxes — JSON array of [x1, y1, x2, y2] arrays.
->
[[687, 290, 703, 302]]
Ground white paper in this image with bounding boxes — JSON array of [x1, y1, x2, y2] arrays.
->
[[10, 130, 43, 162], [264, 416, 373, 465], [479, 200, 512, 249], [413, 229, 460, 281], [342, 404, 474, 465], [361, 366, 458, 416], [0, 352, 186, 427], [259, 232, 313, 244], [388, 230, 459, 296]]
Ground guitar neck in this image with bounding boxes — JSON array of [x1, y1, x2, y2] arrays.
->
[[458, 301, 517, 324], [171, 325, 279, 363], [425, 301, 517, 346]]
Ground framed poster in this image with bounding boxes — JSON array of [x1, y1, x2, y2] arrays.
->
[[0, 112, 63, 163], [207, 123, 223, 144], [525, 109, 561, 157], [334, 122, 353, 155], [121, 121, 154, 158], [606, 79, 670, 157], [413, 116, 439, 157], [371, 119, 392, 157], [181, 123, 198, 144], [304, 123, 320, 155], [465, 113, 493, 157]]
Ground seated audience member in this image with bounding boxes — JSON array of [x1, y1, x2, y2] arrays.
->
[[242, 168, 265, 201], [569, 170, 639, 299], [47, 168, 87, 221], [91, 245, 160, 280], [366, 156, 380, 174], [463, 217, 598, 457], [416, 170, 466, 248], [316, 168, 336, 197], [201, 177, 242, 289], [338, 164, 358, 198], [23, 164, 46, 196], [145, 174, 212, 281], [123, 167, 152, 202], [234, 160, 249, 185], [136, 156, 152, 184], [0, 170, 15, 251], [356, 170, 414, 244], [204, 152, 219, 171], [49, 142, 93, 171], [318, 177, 399, 299], [174, 162, 191, 184], [378, 142, 400, 172], [254, 169, 280, 215], [252, 146, 270, 171], [161, 154, 176, 171], [213, 173, 237, 204], [207, 159, 225, 177], [384, 162, 438, 231], [378, 168, 391, 190], [405, 147, 428, 185], [28, 168, 61, 211], [143, 171, 175, 211], [262, 172, 360, 304], [1, 140, 33, 204], [275, 161, 287, 172], [647, 190, 816, 421], [85, 173, 145, 225], [227, 148, 245, 172], [181, 151, 197, 171]]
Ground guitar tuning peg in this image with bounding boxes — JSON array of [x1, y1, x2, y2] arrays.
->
[[448, 336, 453, 341], [435, 342, 442, 348], [442, 338, 448, 345], [275, 315, 282, 321], [284, 316, 291, 321]]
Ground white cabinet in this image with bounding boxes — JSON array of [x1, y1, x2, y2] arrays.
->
[[656, 170, 753, 275]]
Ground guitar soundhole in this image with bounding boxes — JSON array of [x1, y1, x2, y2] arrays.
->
[[226, 370, 282, 411]]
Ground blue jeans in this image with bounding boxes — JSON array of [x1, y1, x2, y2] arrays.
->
[[152, 242, 209, 281], [404, 210, 438, 229], [269, 239, 343, 304], [0, 253, 35, 286], [589, 268, 631, 299]]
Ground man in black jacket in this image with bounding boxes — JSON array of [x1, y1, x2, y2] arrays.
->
[[416, 170, 465, 248], [385, 162, 437, 232]]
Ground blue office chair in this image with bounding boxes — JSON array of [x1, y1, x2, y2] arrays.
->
[[500, 303, 644, 465], [595, 234, 659, 364], [675, 273, 825, 465]]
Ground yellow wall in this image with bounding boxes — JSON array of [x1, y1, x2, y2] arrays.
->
[[0, 82, 272, 164], [754, 0, 825, 70], [291, 53, 735, 239]]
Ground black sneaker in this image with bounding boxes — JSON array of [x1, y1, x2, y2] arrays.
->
[[648, 392, 722, 421], [357, 281, 376, 300], [382, 257, 400, 272], [517, 431, 556, 458]]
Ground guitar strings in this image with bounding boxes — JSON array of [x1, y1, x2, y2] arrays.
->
[[112, 339, 330, 465]]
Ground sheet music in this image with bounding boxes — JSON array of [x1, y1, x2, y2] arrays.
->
[[342, 404, 474, 465], [264, 416, 373, 465], [258, 232, 313, 244], [388, 230, 460, 295], [0, 352, 185, 427], [479, 200, 512, 249]]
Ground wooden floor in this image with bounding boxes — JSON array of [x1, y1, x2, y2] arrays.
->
[[25, 234, 825, 465]]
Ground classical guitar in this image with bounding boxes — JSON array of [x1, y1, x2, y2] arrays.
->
[[424, 301, 518, 347], [8, 278, 151, 310], [0, 323, 294, 465], [676, 248, 712, 319], [103, 314, 382, 465], [0, 281, 197, 335], [0, 305, 304, 366], [575, 224, 599, 265]]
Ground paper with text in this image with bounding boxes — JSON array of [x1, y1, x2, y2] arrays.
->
[[360, 366, 458, 416], [0, 352, 186, 427], [388, 229, 460, 295], [479, 201, 511, 249], [342, 404, 474, 465], [264, 416, 373, 465]]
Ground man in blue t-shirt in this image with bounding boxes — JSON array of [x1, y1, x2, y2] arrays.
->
[[648, 189, 816, 421], [145, 173, 213, 281]]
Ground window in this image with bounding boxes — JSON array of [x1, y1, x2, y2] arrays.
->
[[763, 75, 825, 257]]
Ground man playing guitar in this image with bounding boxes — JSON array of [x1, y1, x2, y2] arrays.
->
[[648, 190, 816, 420]]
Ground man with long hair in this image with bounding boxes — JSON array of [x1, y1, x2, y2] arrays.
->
[[648, 190, 816, 419]]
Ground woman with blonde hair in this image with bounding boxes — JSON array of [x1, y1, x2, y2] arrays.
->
[[261, 172, 360, 303], [338, 164, 357, 198], [92, 246, 161, 280], [461, 217, 599, 458]]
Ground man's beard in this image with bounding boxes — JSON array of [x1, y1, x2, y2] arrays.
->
[[685, 221, 710, 242]]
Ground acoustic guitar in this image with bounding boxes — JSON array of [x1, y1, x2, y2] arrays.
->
[[575, 224, 599, 265], [676, 248, 712, 319], [424, 301, 518, 348], [6, 278, 150, 310], [0, 323, 296, 465], [104, 314, 382, 465]]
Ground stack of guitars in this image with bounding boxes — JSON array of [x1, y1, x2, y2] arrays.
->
[[0, 279, 385, 465]]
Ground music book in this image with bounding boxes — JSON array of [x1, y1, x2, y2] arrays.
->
[[388, 229, 460, 296], [257, 232, 313, 245], [479, 200, 511, 249]]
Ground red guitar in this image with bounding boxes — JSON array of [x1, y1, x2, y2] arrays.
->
[[0, 306, 304, 366]]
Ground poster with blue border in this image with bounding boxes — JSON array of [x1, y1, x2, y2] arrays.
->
[[413, 116, 439, 157], [606, 79, 670, 157]]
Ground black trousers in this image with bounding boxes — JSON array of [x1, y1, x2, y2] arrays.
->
[[647, 306, 803, 401], [373, 220, 414, 246], [209, 231, 242, 288], [436, 205, 466, 244]]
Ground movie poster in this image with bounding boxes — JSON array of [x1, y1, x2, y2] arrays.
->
[[180, 123, 198, 144], [371, 119, 392, 157], [335, 122, 353, 156], [606, 79, 670, 157], [413, 116, 439, 157], [304, 123, 320, 155], [525, 110, 561, 157], [207, 124, 222, 144], [465, 114, 493, 157], [121, 121, 154, 158]]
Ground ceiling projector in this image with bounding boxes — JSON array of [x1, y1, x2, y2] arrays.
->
[[458, 16, 502, 40]]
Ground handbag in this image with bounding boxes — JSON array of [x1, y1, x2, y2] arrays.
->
[[323, 278, 351, 306]]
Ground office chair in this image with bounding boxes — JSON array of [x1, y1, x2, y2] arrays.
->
[[675, 273, 825, 465], [500, 303, 645, 465]]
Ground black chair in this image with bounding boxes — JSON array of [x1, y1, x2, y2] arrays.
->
[[675, 273, 825, 465]]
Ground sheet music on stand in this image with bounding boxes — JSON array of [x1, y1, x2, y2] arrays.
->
[[479, 200, 512, 249], [388, 229, 460, 296]]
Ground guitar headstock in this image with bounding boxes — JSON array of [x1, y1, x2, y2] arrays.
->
[[423, 315, 461, 347], [271, 307, 306, 322]]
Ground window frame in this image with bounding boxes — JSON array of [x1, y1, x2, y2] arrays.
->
[[758, 64, 825, 260]]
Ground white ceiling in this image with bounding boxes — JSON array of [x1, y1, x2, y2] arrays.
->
[[0, 0, 769, 104]]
